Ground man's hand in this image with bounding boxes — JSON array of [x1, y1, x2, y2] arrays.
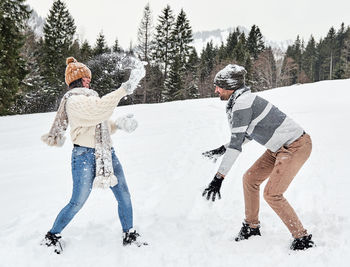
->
[[202, 145, 226, 163], [202, 173, 224, 201]]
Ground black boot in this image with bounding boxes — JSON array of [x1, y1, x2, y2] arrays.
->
[[235, 222, 261, 241], [290, 234, 315, 250], [41, 232, 63, 254], [123, 229, 148, 247]]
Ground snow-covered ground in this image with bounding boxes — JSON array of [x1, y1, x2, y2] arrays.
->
[[1, 80, 349, 267]]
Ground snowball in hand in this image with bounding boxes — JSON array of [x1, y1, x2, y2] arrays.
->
[[121, 58, 146, 95], [115, 114, 138, 133]]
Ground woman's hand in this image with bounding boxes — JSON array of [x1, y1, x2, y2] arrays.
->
[[121, 60, 146, 95], [115, 114, 138, 133]]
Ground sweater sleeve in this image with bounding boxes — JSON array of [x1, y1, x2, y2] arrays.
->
[[66, 88, 127, 127], [218, 98, 253, 176], [109, 119, 117, 134], [223, 136, 251, 149]]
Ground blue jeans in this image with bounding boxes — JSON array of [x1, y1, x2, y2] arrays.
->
[[50, 146, 133, 234]]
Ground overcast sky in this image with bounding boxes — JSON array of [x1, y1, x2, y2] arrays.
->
[[26, 0, 350, 49]]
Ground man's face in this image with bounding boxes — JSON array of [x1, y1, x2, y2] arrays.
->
[[82, 77, 91, 88], [215, 86, 234, 100]]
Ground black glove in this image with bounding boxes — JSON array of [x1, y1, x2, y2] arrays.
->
[[202, 145, 226, 163], [202, 174, 224, 201]]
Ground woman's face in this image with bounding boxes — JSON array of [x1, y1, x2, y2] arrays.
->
[[82, 77, 91, 88]]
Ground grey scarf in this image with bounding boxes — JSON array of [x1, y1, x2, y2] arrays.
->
[[41, 87, 118, 189]]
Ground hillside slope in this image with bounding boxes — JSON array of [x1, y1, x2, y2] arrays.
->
[[0, 80, 349, 267]]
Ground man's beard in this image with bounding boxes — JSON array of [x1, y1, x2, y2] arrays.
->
[[220, 94, 228, 100]]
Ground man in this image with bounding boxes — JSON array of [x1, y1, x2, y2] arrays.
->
[[202, 64, 314, 251]]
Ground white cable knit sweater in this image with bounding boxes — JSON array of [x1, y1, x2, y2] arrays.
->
[[66, 87, 127, 148]]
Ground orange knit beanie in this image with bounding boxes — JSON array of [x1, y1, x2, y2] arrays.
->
[[65, 57, 92, 85]]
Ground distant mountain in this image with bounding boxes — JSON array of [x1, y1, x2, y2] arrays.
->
[[27, 8, 45, 38], [191, 26, 293, 60], [192, 26, 248, 52]]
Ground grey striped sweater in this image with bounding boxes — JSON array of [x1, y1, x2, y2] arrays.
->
[[218, 86, 304, 175]]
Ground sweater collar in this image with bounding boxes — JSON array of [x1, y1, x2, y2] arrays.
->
[[226, 86, 251, 110]]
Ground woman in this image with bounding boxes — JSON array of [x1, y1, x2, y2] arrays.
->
[[41, 57, 146, 254]]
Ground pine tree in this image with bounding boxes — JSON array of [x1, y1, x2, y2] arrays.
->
[[164, 9, 193, 101], [93, 32, 110, 56], [340, 27, 350, 78], [69, 39, 81, 59], [127, 41, 135, 56], [0, 0, 30, 115], [247, 25, 265, 59], [136, 3, 154, 103], [198, 43, 229, 98], [42, 0, 76, 110], [80, 40, 93, 62], [284, 36, 303, 83], [199, 41, 216, 81], [185, 48, 200, 99], [172, 9, 193, 67], [136, 3, 153, 62], [316, 27, 337, 80], [315, 25, 350, 81], [152, 5, 175, 82], [226, 28, 240, 58], [302, 36, 317, 81], [145, 65, 163, 103], [325, 27, 336, 79], [286, 36, 303, 65], [11, 25, 46, 114], [42, 0, 76, 83], [112, 38, 122, 53], [233, 32, 248, 65], [316, 38, 327, 81], [334, 23, 347, 79], [217, 42, 227, 62], [164, 55, 183, 101]]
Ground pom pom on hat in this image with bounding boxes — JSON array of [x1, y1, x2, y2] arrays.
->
[[66, 56, 77, 65], [65, 56, 92, 85]]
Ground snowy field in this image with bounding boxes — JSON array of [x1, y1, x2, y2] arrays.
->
[[1, 80, 350, 267]]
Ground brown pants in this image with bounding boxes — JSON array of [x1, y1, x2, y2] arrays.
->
[[243, 134, 312, 238]]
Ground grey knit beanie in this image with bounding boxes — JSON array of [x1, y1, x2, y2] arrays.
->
[[214, 64, 247, 90]]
